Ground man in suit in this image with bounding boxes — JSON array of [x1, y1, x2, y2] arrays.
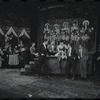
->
[[93, 44, 100, 75], [65, 44, 78, 80], [78, 45, 88, 79], [38, 39, 50, 78]]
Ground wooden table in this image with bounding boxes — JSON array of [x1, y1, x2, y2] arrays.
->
[[8, 54, 19, 65], [46, 56, 67, 74]]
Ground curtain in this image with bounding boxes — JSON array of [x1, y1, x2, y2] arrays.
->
[[19, 29, 30, 38], [6, 27, 18, 37]]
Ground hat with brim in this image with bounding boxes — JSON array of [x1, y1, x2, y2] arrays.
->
[[44, 23, 50, 27], [72, 20, 78, 26], [83, 20, 89, 26], [54, 24, 59, 28], [63, 22, 69, 27]]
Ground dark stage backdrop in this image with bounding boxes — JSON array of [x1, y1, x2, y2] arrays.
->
[[38, 18, 96, 53]]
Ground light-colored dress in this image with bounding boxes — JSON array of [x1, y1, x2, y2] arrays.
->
[[8, 49, 19, 66], [9, 54, 19, 65]]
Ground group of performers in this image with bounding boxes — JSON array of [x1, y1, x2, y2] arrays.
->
[[0, 35, 99, 81], [43, 20, 93, 51], [30, 39, 89, 80], [35, 38, 100, 80]]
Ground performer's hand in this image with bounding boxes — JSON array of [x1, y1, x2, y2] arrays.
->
[[97, 57, 100, 60], [35, 53, 39, 57], [78, 56, 80, 59], [41, 53, 45, 56]]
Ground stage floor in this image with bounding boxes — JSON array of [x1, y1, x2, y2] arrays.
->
[[0, 68, 100, 98]]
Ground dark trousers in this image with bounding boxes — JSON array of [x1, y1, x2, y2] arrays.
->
[[65, 57, 78, 78], [38, 55, 49, 77], [30, 54, 35, 61], [94, 60, 100, 75]]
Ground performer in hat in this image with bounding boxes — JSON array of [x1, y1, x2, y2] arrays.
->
[[43, 23, 51, 40]]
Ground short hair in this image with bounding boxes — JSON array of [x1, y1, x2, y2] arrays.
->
[[59, 40, 64, 43], [44, 39, 48, 42], [31, 42, 35, 45]]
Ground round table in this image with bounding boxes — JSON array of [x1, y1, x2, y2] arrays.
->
[[8, 54, 19, 65]]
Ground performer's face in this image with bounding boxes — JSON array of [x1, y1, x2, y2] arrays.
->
[[74, 24, 76, 26], [32, 43, 35, 46], [20, 41, 22, 44], [60, 42, 63, 45], [79, 45, 82, 49], [84, 23, 88, 27]]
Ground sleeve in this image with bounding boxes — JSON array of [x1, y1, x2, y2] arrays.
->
[[57, 45, 59, 52], [30, 47, 35, 55]]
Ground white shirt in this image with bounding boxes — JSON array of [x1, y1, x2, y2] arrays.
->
[[68, 47, 72, 57], [79, 48, 82, 57], [43, 43, 46, 49]]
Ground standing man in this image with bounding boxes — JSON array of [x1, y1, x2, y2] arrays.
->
[[93, 44, 100, 75], [78, 45, 88, 80], [38, 39, 50, 78], [65, 44, 78, 80]]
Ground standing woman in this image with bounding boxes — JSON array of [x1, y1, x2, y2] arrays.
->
[[78, 45, 89, 80], [0, 47, 4, 67]]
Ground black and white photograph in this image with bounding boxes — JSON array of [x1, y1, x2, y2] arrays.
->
[[0, 0, 99, 98]]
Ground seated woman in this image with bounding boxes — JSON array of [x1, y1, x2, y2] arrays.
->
[[30, 42, 37, 61], [18, 40, 24, 49], [55, 40, 68, 72], [7, 45, 19, 66], [2, 42, 10, 67], [18, 41, 25, 61], [13, 46, 19, 66], [55, 40, 68, 60], [8, 46, 13, 65]]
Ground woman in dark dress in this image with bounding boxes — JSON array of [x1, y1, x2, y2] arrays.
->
[[30, 42, 36, 61]]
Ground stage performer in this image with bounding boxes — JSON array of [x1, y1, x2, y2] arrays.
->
[[54, 24, 61, 43], [78, 45, 88, 80], [47, 41, 56, 55], [37, 39, 50, 78], [93, 44, 100, 75], [62, 22, 70, 35], [30, 42, 38, 61], [65, 44, 78, 79], [55, 40, 68, 73], [43, 23, 51, 40], [71, 20, 79, 34]]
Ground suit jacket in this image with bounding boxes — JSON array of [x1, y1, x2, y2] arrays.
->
[[71, 49, 78, 60], [93, 51, 100, 62], [38, 43, 49, 57], [79, 48, 88, 61]]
